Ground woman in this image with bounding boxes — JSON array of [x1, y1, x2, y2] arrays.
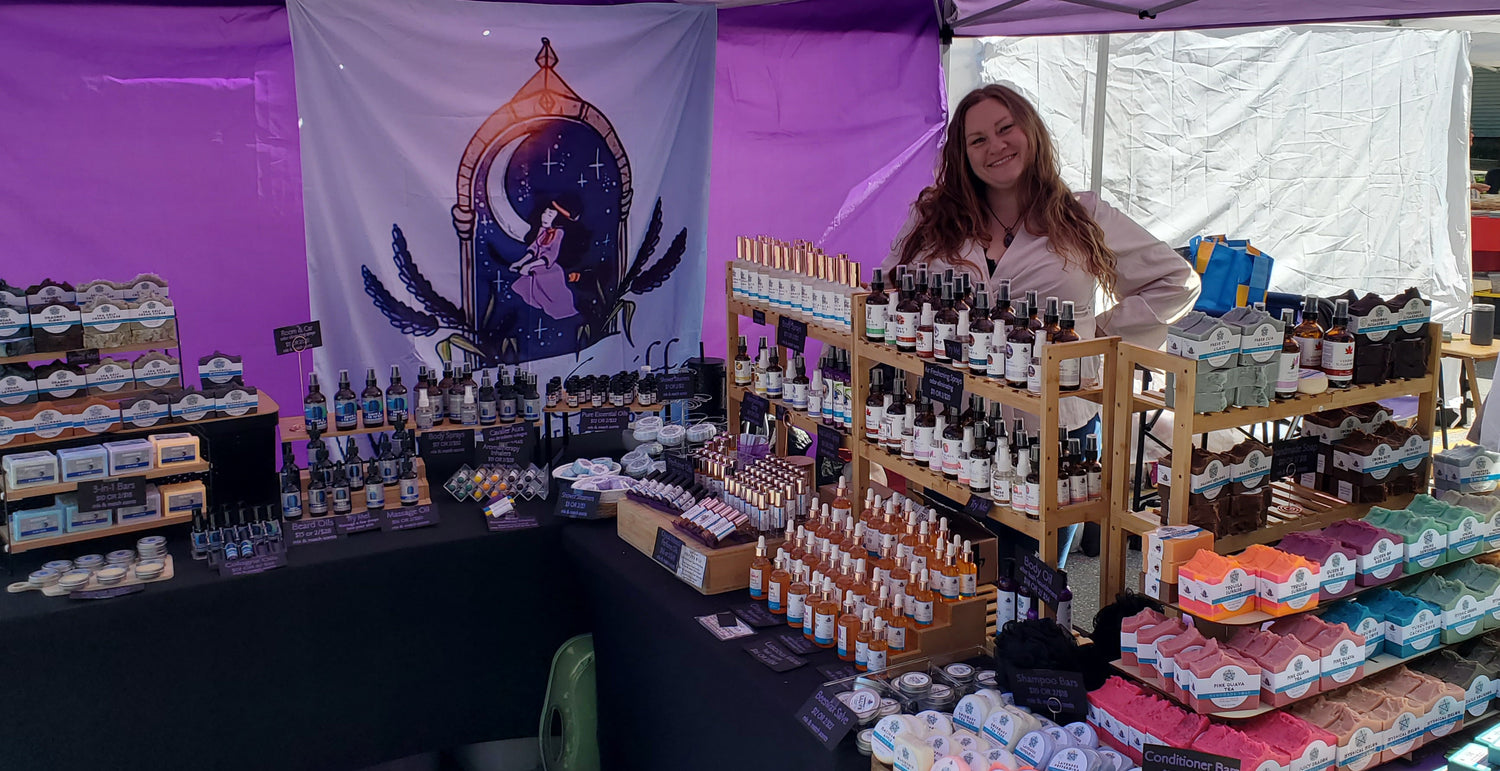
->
[[890, 84, 1200, 558], [511, 199, 582, 320], [891, 84, 1200, 358]]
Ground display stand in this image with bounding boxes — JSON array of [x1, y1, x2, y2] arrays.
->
[[848, 292, 1120, 584], [723, 269, 853, 458], [615, 497, 782, 594], [1102, 324, 1442, 601], [294, 456, 432, 517]]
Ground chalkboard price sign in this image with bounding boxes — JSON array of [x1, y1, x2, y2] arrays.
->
[[556, 487, 602, 520], [480, 423, 530, 467], [944, 339, 964, 362], [964, 494, 993, 518], [1012, 668, 1089, 718], [1272, 436, 1321, 478], [740, 392, 769, 431], [1019, 553, 1068, 607], [1144, 746, 1241, 771], [77, 477, 147, 511], [795, 686, 858, 750], [665, 453, 695, 479], [420, 429, 474, 463], [652, 528, 685, 572], [579, 406, 631, 434], [658, 371, 694, 402], [920, 363, 964, 409], [777, 315, 808, 353], [817, 423, 842, 461], [273, 321, 323, 355], [66, 348, 101, 367], [752, 309, 766, 326]]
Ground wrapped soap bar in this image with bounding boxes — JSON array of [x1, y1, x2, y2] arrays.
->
[[75, 279, 120, 306], [1352, 342, 1391, 386], [133, 351, 180, 389], [32, 362, 87, 400], [207, 383, 258, 417], [1392, 336, 1430, 379], [1178, 551, 1255, 621], [26, 401, 75, 440], [28, 299, 82, 352], [81, 296, 138, 350], [0, 363, 36, 407], [85, 358, 135, 396], [0, 410, 31, 448], [0, 279, 25, 310], [120, 273, 168, 302], [1120, 609, 1167, 666], [132, 294, 176, 343], [120, 392, 173, 429], [74, 397, 120, 435], [1222, 306, 1284, 364], [0, 303, 31, 358], [1323, 519, 1405, 586], [1280, 531, 1359, 599], [1320, 599, 1386, 657], [25, 279, 75, 309], [1167, 315, 1241, 370], [168, 388, 214, 422], [197, 351, 244, 387]]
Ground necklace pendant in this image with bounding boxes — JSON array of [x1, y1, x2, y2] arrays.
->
[[1003, 232, 1014, 248]]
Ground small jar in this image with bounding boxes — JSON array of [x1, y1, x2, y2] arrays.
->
[[894, 671, 933, 701], [855, 729, 874, 757], [28, 568, 59, 587], [43, 559, 73, 573], [976, 670, 999, 690], [96, 567, 127, 586], [106, 549, 135, 566], [944, 662, 977, 690], [918, 683, 956, 712], [686, 423, 717, 444], [658, 424, 686, 447], [75, 554, 105, 572]]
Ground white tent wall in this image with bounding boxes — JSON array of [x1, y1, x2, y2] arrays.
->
[[950, 25, 1475, 327]]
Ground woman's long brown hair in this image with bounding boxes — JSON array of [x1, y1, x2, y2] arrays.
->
[[896, 84, 1118, 297]]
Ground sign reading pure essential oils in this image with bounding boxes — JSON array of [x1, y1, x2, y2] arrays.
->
[[579, 406, 631, 434], [777, 315, 807, 353], [273, 320, 323, 355]]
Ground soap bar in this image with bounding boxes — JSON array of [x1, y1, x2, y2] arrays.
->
[[168, 388, 214, 422], [74, 397, 120, 435], [104, 438, 154, 475], [3, 450, 58, 490], [26, 402, 75, 440], [0, 363, 37, 406], [197, 351, 244, 386], [57, 493, 112, 533], [157, 480, 206, 518], [1247, 632, 1321, 706], [81, 296, 137, 349], [33, 362, 87, 400], [56, 445, 108, 482], [1144, 526, 1213, 583], [1240, 544, 1320, 615], [1120, 609, 1166, 666], [28, 299, 82, 352], [132, 295, 177, 343], [1177, 551, 1254, 621], [84, 358, 135, 396], [120, 392, 172, 429], [0, 410, 31, 448], [211, 384, 259, 417], [116, 484, 161, 523], [120, 273, 169, 303], [10, 504, 63, 542], [149, 432, 200, 466], [132, 351, 181, 389], [0, 304, 31, 358], [1322, 519, 1404, 585], [1279, 531, 1359, 599]]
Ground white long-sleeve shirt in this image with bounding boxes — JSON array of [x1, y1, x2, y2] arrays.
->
[[887, 191, 1202, 429]]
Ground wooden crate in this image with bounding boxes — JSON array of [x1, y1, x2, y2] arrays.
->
[[616, 498, 782, 595], [891, 583, 996, 665], [298, 458, 432, 516]]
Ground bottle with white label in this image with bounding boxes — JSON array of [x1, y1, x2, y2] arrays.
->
[[1028, 298, 1061, 393], [749, 535, 771, 600], [894, 275, 921, 352], [1276, 309, 1302, 399], [991, 430, 1013, 504], [908, 568, 937, 626], [934, 282, 959, 366], [969, 290, 995, 373], [751, 339, 769, 396], [1056, 301, 1082, 390], [1005, 298, 1034, 389], [765, 348, 784, 399], [1086, 435, 1104, 500], [969, 422, 992, 493], [1321, 299, 1355, 389], [786, 566, 810, 627], [865, 369, 887, 443], [1012, 433, 1032, 512], [812, 577, 840, 648], [1023, 445, 1041, 520], [1292, 295, 1324, 368], [733, 336, 752, 387], [866, 269, 889, 342], [885, 267, 903, 346], [787, 355, 809, 411]]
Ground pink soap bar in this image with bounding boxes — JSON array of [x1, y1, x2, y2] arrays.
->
[[1266, 613, 1326, 639], [1190, 724, 1277, 771], [1243, 711, 1339, 766], [1364, 667, 1425, 698], [1299, 618, 1367, 690], [1159, 711, 1211, 749], [1281, 531, 1360, 598], [1158, 627, 1209, 698], [1172, 640, 1225, 703], [1137, 618, 1189, 679], [1320, 703, 1385, 771], [1187, 647, 1262, 714], [1121, 608, 1168, 666], [1248, 633, 1322, 706], [1226, 628, 1280, 661]]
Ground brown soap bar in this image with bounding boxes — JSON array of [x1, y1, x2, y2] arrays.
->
[[0, 363, 36, 407], [1351, 342, 1390, 385], [25, 279, 76, 310], [32, 362, 88, 400], [81, 296, 137, 350], [1392, 337, 1429, 379], [132, 294, 177, 344], [28, 301, 82, 352], [120, 392, 174, 429], [1187, 499, 1225, 536]]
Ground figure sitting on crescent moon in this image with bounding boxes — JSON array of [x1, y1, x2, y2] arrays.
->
[[510, 197, 583, 319]]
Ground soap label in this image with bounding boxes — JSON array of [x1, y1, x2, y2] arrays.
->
[[0, 371, 34, 405], [1318, 552, 1356, 596], [1168, 326, 1241, 366], [1448, 514, 1486, 557], [1295, 741, 1337, 771], [1195, 663, 1258, 709], [30, 303, 80, 334], [1385, 710, 1422, 755], [1436, 453, 1500, 489], [1333, 444, 1402, 478], [0, 306, 26, 336], [1239, 321, 1282, 362], [982, 710, 1026, 749], [1406, 528, 1447, 569], [1349, 304, 1396, 340], [1384, 607, 1440, 646], [135, 298, 174, 329], [1427, 695, 1464, 738], [1233, 448, 1272, 484], [77, 403, 120, 433], [1466, 675, 1494, 716], [82, 302, 130, 333], [86, 362, 133, 393], [37, 368, 86, 399], [121, 398, 169, 428], [0, 413, 31, 446], [1190, 459, 1232, 499], [1321, 637, 1365, 685], [1338, 727, 1380, 771], [1445, 592, 1484, 635], [1395, 295, 1431, 333], [1264, 653, 1319, 697], [1259, 565, 1318, 610], [1357, 538, 1403, 579], [31, 407, 71, 438]]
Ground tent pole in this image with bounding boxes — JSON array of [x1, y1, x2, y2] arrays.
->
[[1089, 34, 1110, 195]]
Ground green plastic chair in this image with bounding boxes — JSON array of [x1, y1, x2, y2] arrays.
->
[[540, 634, 599, 771]]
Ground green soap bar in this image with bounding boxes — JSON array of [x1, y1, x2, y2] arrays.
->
[[1479, 722, 1500, 750], [1452, 742, 1493, 771]]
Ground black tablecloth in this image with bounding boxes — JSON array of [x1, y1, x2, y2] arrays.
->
[[564, 519, 869, 771], [0, 498, 584, 771]]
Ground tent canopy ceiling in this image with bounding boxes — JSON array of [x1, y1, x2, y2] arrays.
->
[[949, 0, 1500, 36]]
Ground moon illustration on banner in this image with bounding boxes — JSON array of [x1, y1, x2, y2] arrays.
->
[[487, 133, 531, 242]]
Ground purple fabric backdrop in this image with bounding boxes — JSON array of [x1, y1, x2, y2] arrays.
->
[[0, 5, 307, 417], [704, 0, 944, 360]]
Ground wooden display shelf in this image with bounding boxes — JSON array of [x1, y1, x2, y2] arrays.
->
[[6, 393, 278, 451], [0, 385, 171, 415], [726, 295, 856, 347], [856, 440, 1102, 541], [726, 384, 849, 440], [0, 508, 194, 554], [276, 411, 538, 443], [1110, 638, 1453, 719], [890, 583, 996, 665], [1130, 376, 1436, 435], [544, 402, 666, 415], [616, 497, 784, 595], [0, 339, 179, 367], [4, 459, 210, 500], [856, 336, 1113, 413], [295, 460, 431, 518]]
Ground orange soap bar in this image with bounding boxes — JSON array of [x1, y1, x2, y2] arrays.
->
[[1241, 544, 1320, 615], [1147, 526, 1215, 582], [1178, 550, 1254, 621]]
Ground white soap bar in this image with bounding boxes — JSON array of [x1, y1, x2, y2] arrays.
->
[[1298, 368, 1329, 394], [1013, 730, 1058, 769], [953, 695, 993, 733], [1065, 722, 1099, 749]]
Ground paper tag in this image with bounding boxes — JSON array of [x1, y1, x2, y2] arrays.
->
[[743, 638, 806, 672], [697, 613, 754, 641]]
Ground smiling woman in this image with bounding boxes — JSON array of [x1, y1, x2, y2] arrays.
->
[[888, 84, 1201, 394]]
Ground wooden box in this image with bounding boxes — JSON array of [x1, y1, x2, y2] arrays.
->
[[298, 457, 431, 516], [891, 584, 995, 665], [616, 498, 782, 595]]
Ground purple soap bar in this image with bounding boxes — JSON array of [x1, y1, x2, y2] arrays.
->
[[1279, 531, 1360, 599], [1321, 519, 1404, 586]]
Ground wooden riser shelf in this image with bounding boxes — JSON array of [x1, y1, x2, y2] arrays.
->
[[726, 384, 849, 441], [4, 459, 210, 500], [3, 393, 278, 450], [277, 412, 539, 443], [857, 337, 1112, 414], [890, 583, 995, 665], [0, 339, 180, 367], [1, 509, 194, 554], [726, 296, 855, 348]]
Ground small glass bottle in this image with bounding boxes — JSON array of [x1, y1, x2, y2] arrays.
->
[[1321, 298, 1355, 389], [1056, 572, 1074, 630], [364, 460, 386, 511], [386, 365, 409, 422], [361, 368, 385, 428], [812, 577, 840, 649], [941, 410, 965, 480], [933, 282, 959, 365], [991, 427, 1013, 505], [855, 607, 877, 672], [522, 374, 542, 421], [279, 443, 303, 521], [1024, 445, 1041, 520], [1004, 298, 1034, 389], [414, 388, 434, 430], [915, 290, 936, 359], [867, 616, 890, 671], [886, 594, 911, 652], [969, 422, 992, 493], [837, 594, 862, 662], [303, 372, 328, 433], [864, 369, 886, 444], [345, 443, 365, 490], [460, 385, 479, 426], [330, 463, 352, 515], [766, 348, 784, 399], [1029, 297, 1061, 394], [958, 540, 979, 599], [938, 541, 962, 603], [997, 559, 1017, 623], [1276, 308, 1302, 400], [1055, 300, 1082, 391], [478, 370, 498, 425], [969, 289, 995, 374], [1086, 434, 1104, 501], [1011, 439, 1032, 515], [786, 566, 811, 628], [909, 568, 936, 627], [831, 479, 853, 521], [866, 268, 889, 343], [333, 370, 358, 431], [437, 362, 457, 422], [307, 468, 330, 517], [1067, 438, 1089, 505], [399, 458, 421, 505], [767, 550, 791, 615], [895, 275, 921, 352], [733, 335, 752, 387], [749, 535, 771, 600], [1293, 295, 1325, 368]]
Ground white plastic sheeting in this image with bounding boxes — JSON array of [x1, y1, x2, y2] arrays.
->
[[949, 25, 1474, 325]]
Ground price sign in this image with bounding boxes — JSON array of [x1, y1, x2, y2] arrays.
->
[[920, 363, 964, 409], [334, 510, 383, 535], [1273, 436, 1322, 478], [658, 371, 694, 402], [1144, 746, 1241, 771], [77, 477, 146, 511], [777, 315, 808, 353], [383, 504, 440, 531], [556, 487, 601, 519], [795, 685, 859, 750], [287, 517, 341, 547], [965, 494, 994, 518], [579, 406, 631, 434], [665, 453, 694, 479], [273, 321, 323, 355], [218, 552, 288, 578], [66, 348, 101, 367], [817, 423, 843, 461], [944, 339, 964, 361], [1019, 552, 1067, 607], [480, 423, 530, 467], [420, 429, 474, 463], [1012, 668, 1090, 719], [652, 528, 685, 573], [752, 309, 766, 326], [740, 391, 769, 430]]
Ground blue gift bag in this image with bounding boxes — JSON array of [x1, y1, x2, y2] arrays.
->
[[1185, 236, 1273, 314]]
